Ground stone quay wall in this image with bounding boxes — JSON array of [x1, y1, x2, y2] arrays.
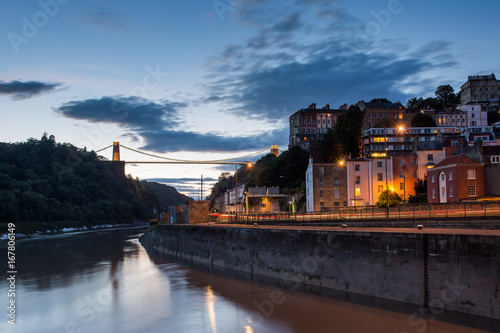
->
[[139, 225, 500, 319]]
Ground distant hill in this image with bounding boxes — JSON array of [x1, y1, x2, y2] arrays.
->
[[0, 134, 160, 233], [140, 181, 192, 209]]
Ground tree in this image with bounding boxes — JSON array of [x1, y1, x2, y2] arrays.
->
[[369, 98, 392, 104], [408, 179, 428, 203], [376, 117, 398, 128], [376, 190, 402, 207], [435, 84, 459, 109], [335, 105, 364, 158], [411, 113, 437, 127], [406, 97, 424, 109]]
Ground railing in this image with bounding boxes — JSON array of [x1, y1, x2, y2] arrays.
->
[[210, 202, 500, 223]]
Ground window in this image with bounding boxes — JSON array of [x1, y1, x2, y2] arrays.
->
[[441, 173, 445, 181], [333, 166, 339, 174], [313, 128, 316, 134], [413, 158, 417, 166], [320, 202, 324, 207], [399, 159, 405, 166], [378, 185, 384, 193], [449, 173, 452, 180], [400, 182, 405, 190], [427, 154, 434, 161], [334, 190, 340, 199], [319, 178, 324, 187], [355, 188, 361, 196], [467, 169, 476, 179], [449, 186, 453, 197], [441, 187, 446, 198], [377, 173, 383, 181], [302, 128, 306, 134], [432, 188, 436, 199], [414, 170, 418, 178], [377, 161, 383, 168], [319, 190, 325, 199], [400, 170, 405, 178], [334, 178, 339, 186], [468, 185, 476, 196], [431, 175, 435, 183], [471, 113, 475, 118], [355, 176, 361, 184], [355, 164, 360, 171], [334, 202, 340, 206], [318, 167, 324, 175]]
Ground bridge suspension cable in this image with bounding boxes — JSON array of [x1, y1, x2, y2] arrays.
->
[[96, 143, 275, 164], [95, 144, 113, 153]]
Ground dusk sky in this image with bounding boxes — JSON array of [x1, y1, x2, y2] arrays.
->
[[1, 0, 499, 197]]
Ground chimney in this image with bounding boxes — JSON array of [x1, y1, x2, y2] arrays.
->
[[309, 103, 316, 110]]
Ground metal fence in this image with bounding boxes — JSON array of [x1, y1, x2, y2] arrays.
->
[[210, 202, 500, 223]]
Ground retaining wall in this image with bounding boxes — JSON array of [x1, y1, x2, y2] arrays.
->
[[139, 225, 500, 319]]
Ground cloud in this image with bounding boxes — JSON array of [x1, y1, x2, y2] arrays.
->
[[203, 0, 459, 120], [56, 96, 288, 153], [0, 80, 62, 100], [83, 9, 131, 31]]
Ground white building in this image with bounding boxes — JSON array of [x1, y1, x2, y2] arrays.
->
[[460, 104, 488, 127]]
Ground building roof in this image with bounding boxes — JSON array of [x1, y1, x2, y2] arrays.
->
[[416, 141, 443, 151], [433, 154, 479, 168], [357, 100, 404, 110]]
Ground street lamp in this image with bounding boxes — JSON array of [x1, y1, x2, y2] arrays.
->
[[397, 125, 406, 202], [384, 127, 389, 218]]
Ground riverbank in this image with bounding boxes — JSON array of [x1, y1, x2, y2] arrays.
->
[[0, 220, 147, 241], [139, 223, 500, 320]]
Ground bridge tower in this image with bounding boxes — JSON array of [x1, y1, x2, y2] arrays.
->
[[113, 142, 121, 161], [271, 145, 279, 157]]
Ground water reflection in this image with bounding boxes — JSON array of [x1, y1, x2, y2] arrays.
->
[[0, 227, 497, 333]]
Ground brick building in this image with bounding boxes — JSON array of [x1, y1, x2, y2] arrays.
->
[[427, 154, 485, 203], [306, 159, 348, 212]]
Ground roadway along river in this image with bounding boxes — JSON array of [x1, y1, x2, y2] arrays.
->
[[0, 226, 498, 332]]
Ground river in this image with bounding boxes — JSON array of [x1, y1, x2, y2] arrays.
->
[[0, 226, 497, 332]]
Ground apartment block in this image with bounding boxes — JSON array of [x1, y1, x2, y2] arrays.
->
[[356, 100, 406, 131], [306, 159, 348, 212], [289, 103, 346, 150], [460, 73, 500, 112]]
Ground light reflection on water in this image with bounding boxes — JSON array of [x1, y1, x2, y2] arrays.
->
[[0, 227, 497, 333]]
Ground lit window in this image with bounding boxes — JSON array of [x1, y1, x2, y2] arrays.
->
[[468, 185, 476, 196], [355, 188, 361, 196], [378, 185, 384, 193], [400, 182, 405, 190], [467, 169, 476, 179]]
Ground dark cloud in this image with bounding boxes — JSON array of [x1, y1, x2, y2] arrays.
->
[[56, 95, 288, 153], [56, 96, 183, 131], [204, 0, 459, 120], [0, 80, 62, 100]]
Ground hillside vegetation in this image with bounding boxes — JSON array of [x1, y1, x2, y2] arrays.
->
[[0, 134, 186, 233]]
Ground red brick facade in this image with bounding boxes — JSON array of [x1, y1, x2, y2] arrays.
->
[[427, 154, 485, 203]]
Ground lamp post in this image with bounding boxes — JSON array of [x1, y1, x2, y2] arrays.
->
[[384, 127, 389, 218], [398, 125, 406, 202]]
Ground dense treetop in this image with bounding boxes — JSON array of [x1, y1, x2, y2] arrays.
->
[[0, 134, 185, 231]]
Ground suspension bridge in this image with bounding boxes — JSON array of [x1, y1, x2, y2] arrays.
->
[[95, 142, 283, 166]]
